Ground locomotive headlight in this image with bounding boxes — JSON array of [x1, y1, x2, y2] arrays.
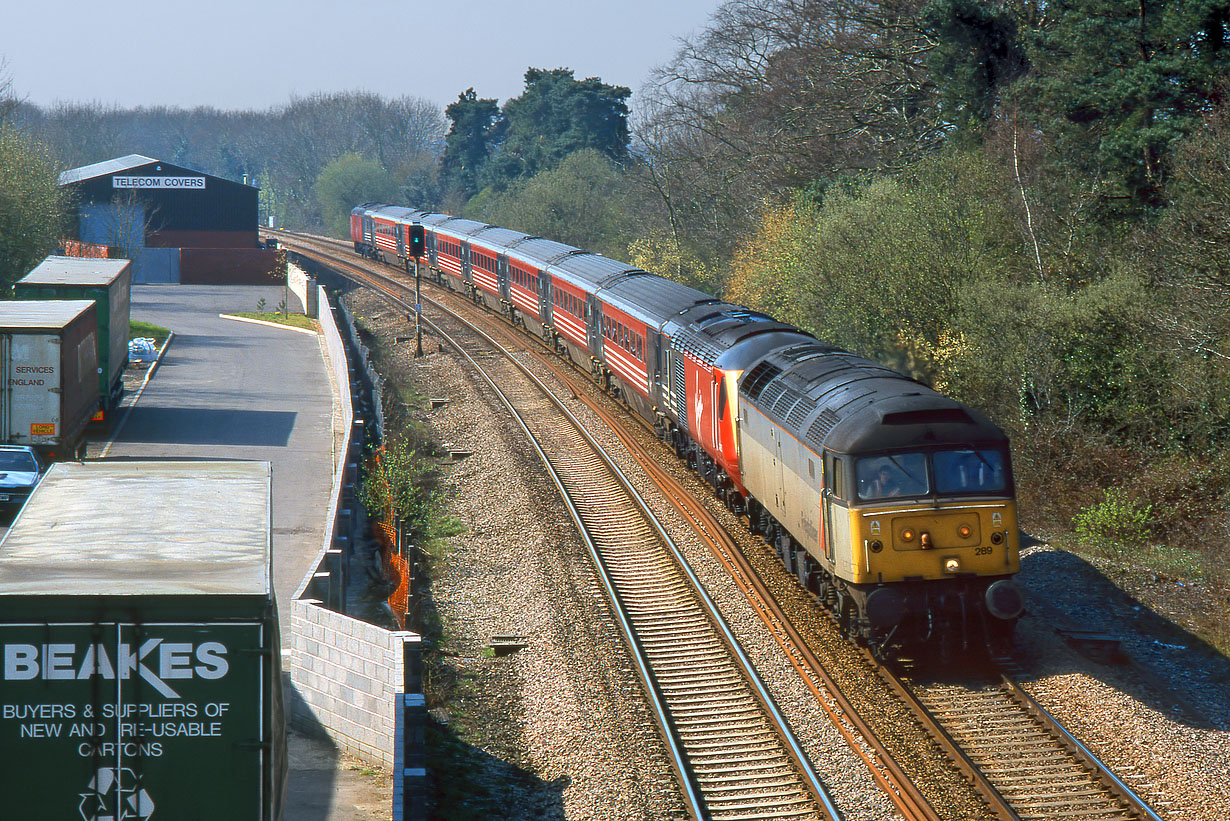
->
[[944, 557, 961, 574], [869, 540, 883, 553], [991, 531, 1005, 545], [958, 524, 972, 538], [901, 528, 915, 542]]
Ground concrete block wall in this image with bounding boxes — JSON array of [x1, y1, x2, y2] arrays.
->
[[290, 598, 420, 768], [287, 264, 319, 318]]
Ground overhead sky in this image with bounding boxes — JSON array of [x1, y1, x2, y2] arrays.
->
[[2, 0, 721, 111]]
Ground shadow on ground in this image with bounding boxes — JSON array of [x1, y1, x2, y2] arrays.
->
[[116, 408, 297, 447], [1016, 548, 1230, 730], [282, 676, 341, 821]]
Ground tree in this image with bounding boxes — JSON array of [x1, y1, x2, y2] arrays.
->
[[0, 58, 19, 126], [637, 0, 946, 259], [439, 89, 504, 204], [495, 68, 630, 184], [921, 0, 1028, 133], [314, 153, 396, 237], [1019, 0, 1230, 204], [0, 125, 65, 288], [465, 149, 634, 259]]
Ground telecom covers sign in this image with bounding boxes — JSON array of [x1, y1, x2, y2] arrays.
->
[[111, 175, 206, 189], [0, 622, 265, 819]]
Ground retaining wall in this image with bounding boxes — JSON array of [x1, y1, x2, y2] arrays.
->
[[290, 601, 420, 768]]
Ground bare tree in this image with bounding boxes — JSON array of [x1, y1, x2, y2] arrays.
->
[[637, 0, 944, 242], [0, 58, 20, 127]]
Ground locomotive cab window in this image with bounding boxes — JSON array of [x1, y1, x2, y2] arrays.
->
[[825, 454, 847, 501], [934, 448, 1007, 495], [857, 453, 929, 500]]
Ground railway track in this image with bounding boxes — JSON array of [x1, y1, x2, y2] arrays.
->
[[883, 664, 1165, 821], [269, 228, 1169, 821], [273, 232, 839, 819]]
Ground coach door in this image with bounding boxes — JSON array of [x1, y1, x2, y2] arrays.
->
[[460, 243, 472, 283], [497, 255, 511, 301], [587, 299, 602, 356], [539, 274, 551, 320], [649, 333, 664, 409]]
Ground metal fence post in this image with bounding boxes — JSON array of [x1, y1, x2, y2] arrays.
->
[[394, 636, 425, 821]]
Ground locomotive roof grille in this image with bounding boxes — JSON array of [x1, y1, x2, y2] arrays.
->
[[760, 380, 788, 409], [806, 410, 842, 447], [676, 332, 724, 362], [742, 361, 782, 400], [783, 391, 814, 430]]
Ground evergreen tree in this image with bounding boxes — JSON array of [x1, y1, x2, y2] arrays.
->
[[922, 0, 1028, 133], [1021, 0, 1230, 203], [492, 68, 630, 186], [439, 89, 504, 201]]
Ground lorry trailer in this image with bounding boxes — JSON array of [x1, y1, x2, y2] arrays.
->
[[0, 460, 286, 820], [0, 299, 99, 460], [14, 255, 133, 421]]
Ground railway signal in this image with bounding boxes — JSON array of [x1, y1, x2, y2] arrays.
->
[[411, 224, 425, 356]]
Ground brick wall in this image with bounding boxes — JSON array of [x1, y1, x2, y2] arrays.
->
[[180, 248, 282, 284], [287, 264, 318, 318]]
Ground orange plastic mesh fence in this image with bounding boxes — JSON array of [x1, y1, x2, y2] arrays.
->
[[372, 516, 410, 626], [386, 550, 410, 626]]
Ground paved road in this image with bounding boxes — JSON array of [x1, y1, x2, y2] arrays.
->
[[104, 286, 333, 618], [100, 284, 389, 820]]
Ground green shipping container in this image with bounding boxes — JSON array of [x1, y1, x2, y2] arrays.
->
[[14, 256, 133, 418], [0, 461, 285, 820]]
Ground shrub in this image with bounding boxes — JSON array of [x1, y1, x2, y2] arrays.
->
[[1073, 488, 1153, 556]]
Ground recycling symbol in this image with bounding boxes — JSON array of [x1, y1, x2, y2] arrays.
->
[[78, 767, 155, 821]]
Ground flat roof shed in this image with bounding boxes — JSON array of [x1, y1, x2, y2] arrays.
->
[[18, 255, 131, 286]]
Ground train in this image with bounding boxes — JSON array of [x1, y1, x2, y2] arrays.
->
[[351, 203, 1025, 658]]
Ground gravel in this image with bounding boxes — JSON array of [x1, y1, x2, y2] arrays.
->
[[352, 292, 686, 819], [1012, 545, 1230, 821]]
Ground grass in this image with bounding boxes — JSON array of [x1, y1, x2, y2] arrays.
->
[[130, 320, 171, 345], [230, 311, 317, 331]]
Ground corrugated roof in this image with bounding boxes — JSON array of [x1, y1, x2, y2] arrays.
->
[[0, 299, 95, 329], [19, 255, 130, 286], [58, 154, 159, 185], [0, 461, 272, 597]]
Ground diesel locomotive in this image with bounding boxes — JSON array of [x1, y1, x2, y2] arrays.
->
[[351, 203, 1025, 657]]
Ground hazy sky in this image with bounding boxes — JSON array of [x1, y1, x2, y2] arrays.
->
[[2, 0, 721, 111]]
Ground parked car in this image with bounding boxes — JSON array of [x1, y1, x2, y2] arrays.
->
[[0, 445, 43, 512]]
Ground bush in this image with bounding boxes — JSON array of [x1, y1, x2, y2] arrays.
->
[[1073, 488, 1153, 556]]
